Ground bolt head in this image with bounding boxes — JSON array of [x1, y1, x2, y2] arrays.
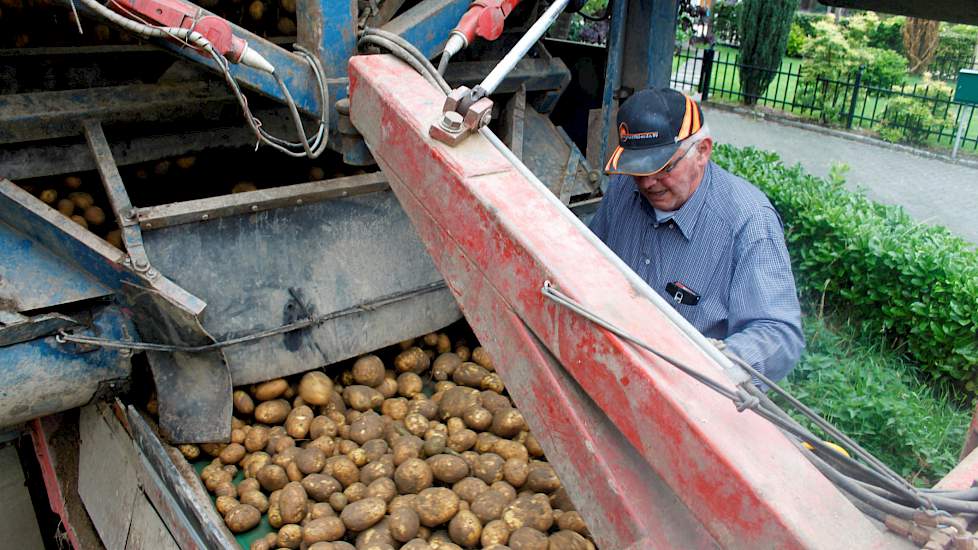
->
[[441, 111, 464, 132]]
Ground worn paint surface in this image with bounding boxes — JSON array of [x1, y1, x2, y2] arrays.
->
[[349, 54, 897, 549], [142, 189, 461, 386], [0, 306, 132, 429]]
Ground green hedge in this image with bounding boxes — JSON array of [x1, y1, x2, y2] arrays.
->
[[712, 144, 978, 393]]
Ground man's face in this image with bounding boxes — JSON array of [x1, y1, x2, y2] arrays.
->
[[634, 137, 713, 211]]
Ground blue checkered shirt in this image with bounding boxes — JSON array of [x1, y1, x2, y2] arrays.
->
[[589, 161, 804, 383]]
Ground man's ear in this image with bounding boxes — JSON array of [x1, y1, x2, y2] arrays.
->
[[697, 137, 714, 163]]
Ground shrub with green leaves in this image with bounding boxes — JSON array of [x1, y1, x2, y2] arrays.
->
[[854, 47, 908, 88], [937, 24, 978, 64], [786, 23, 806, 57], [869, 15, 905, 53], [879, 96, 950, 145], [800, 20, 854, 81], [777, 315, 969, 485], [792, 11, 827, 38], [842, 11, 881, 46], [712, 144, 978, 393]]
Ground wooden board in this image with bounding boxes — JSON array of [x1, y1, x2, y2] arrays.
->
[[78, 404, 140, 550], [126, 494, 180, 550]]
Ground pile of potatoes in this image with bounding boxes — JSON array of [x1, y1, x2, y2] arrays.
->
[[16, 174, 122, 248], [184, 332, 596, 550]]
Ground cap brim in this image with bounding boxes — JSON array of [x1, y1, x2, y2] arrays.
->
[[604, 142, 680, 176]]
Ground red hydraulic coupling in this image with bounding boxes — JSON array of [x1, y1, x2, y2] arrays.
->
[[110, 0, 254, 66], [442, 0, 524, 58]]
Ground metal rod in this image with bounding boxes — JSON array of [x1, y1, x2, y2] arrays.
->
[[953, 104, 972, 158], [476, 0, 571, 96]]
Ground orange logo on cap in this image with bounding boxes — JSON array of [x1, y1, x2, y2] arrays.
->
[[619, 122, 658, 143]]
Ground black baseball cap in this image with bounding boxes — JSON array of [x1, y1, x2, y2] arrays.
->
[[605, 88, 705, 176]]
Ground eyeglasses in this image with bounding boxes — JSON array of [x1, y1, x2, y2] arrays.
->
[[658, 140, 700, 175]]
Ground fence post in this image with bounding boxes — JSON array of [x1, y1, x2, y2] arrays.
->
[[846, 65, 864, 129], [699, 47, 715, 101]]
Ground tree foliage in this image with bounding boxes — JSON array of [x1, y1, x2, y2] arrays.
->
[[736, 0, 799, 104]]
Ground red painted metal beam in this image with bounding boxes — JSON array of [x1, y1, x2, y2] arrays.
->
[[31, 417, 83, 550], [349, 54, 894, 549]]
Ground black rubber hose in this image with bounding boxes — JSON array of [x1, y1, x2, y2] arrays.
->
[[361, 28, 450, 93]]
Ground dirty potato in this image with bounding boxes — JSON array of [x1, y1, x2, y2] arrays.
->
[[481, 519, 511, 547], [256, 464, 289, 492], [490, 407, 526, 438], [431, 353, 462, 381], [448, 509, 482, 547], [415, 487, 460, 527], [303, 517, 346, 544], [394, 457, 434, 494], [508, 526, 548, 550], [502, 494, 554, 532], [389, 506, 421, 542], [339, 496, 387, 531], [299, 371, 335, 406], [254, 399, 291, 425], [233, 390, 255, 415], [302, 473, 343, 501], [279, 481, 308, 524], [397, 372, 424, 398], [471, 489, 510, 523], [353, 355, 386, 387], [224, 503, 261, 533], [394, 347, 430, 374], [549, 529, 591, 550], [253, 378, 288, 401], [427, 454, 469, 484], [349, 412, 385, 445], [239, 490, 269, 514], [452, 362, 490, 388], [343, 385, 384, 411], [526, 463, 561, 494]]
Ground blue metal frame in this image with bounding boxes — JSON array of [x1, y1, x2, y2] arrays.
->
[[596, 0, 628, 192], [0, 305, 134, 430], [621, 0, 677, 91]]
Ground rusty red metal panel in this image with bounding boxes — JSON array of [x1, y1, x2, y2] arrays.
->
[[349, 53, 894, 549], [31, 418, 83, 550]]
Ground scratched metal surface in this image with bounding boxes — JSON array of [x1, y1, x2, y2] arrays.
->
[[141, 187, 460, 385]]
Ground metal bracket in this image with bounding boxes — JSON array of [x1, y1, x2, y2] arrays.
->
[[429, 86, 494, 146], [82, 120, 156, 278]]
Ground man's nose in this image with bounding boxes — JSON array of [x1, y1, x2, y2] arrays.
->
[[637, 174, 664, 189]]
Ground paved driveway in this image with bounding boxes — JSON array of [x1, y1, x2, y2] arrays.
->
[[705, 107, 978, 244]]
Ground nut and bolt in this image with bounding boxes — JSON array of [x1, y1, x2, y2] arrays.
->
[[439, 111, 464, 132]]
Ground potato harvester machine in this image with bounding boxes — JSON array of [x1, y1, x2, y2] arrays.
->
[[3, 0, 978, 547]]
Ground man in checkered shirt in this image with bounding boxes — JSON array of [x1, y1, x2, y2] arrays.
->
[[590, 88, 804, 385]]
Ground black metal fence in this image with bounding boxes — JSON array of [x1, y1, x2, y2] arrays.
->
[[931, 50, 977, 82], [671, 46, 978, 152]]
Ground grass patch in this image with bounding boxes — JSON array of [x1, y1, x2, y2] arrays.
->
[[776, 310, 970, 486]]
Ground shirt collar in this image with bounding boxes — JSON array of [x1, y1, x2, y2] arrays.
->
[[631, 162, 713, 240]]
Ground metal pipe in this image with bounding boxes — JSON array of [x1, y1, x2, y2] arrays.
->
[[476, 0, 571, 96]]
